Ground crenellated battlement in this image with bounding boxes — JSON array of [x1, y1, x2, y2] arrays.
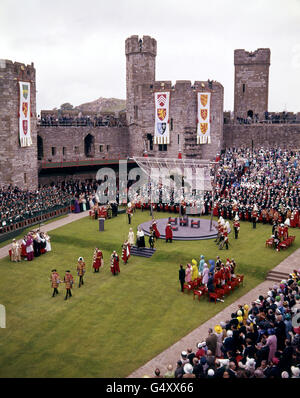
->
[[0, 59, 35, 81], [125, 35, 157, 56], [234, 48, 270, 65]]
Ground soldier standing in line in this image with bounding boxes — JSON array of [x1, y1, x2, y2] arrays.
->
[[233, 216, 240, 239], [64, 270, 74, 300], [77, 257, 86, 287], [50, 269, 62, 297]]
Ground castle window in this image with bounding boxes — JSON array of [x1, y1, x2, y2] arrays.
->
[[158, 144, 168, 152], [178, 134, 180, 145], [99, 145, 103, 153], [106, 145, 110, 152], [24, 173, 27, 184], [51, 147, 56, 156], [84, 134, 95, 158], [74, 146, 79, 154], [62, 147, 66, 156], [242, 84, 245, 93], [147, 134, 153, 151], [134, 105, 138, 119], [170, 118, 173, 131]]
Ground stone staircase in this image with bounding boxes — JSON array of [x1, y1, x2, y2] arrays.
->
[[130, 246, 156, 258], [266, 270, 289, 283]]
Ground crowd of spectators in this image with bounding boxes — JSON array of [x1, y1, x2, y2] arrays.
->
[[39, 114, 124, 127], [1, 147, 298, 232], [209, 147, 299, 225], [236, 111, 298, 125], [151, 271, 300, 379], [0, 185, 71, 231]]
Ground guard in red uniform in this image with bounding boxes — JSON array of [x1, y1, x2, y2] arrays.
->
[[152, 220, 160, 240], [121, 241, 131, 264], [64, 270, 74, 300], [252, 209, 258, 229], [50, 269, 62, 297], [233, 217, 240, 239], [110, 251, 120, 275], [92, 248, 103, 273], [77, 257, 86, 287], [165, 223, 173, 243]]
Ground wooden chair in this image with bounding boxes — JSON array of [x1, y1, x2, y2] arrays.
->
[[191, 220, 200, 229], [237, 274, 244, 287], [193, 286, 207, 301], [265, 238, 274, 248], [183, 281, 196, 293]]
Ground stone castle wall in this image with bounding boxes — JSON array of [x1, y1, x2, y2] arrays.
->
[[0, 60, 38, 189], [125, 35, 224, 161], [37, 126, 129, 163], [223, 123, 300, 150], [234, 48, 270, 121]]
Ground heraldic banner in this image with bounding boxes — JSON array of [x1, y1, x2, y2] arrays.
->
[[19, 81, 32, 147], [197, 92, 211, 144], [154, 91, 170, 144]]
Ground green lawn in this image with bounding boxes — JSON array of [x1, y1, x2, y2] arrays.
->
[[0, 210, 299, 378]]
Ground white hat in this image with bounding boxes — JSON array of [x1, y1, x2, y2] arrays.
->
[[281, 371, 289, 378], [291, 366, 300, 377], [183, 363, 193, 374], [181, 351, 187, 357], [207, 369, 215, 376]]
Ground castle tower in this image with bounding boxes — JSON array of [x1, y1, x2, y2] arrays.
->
[[0, 59, 38, 189], [125, 35, 157, 156], [234, 48, 270, 121]]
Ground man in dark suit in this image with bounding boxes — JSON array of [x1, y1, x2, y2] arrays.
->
[[179, 265, 185, 292]]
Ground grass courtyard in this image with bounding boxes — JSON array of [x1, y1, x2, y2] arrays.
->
[[0, 210, 299, 378]]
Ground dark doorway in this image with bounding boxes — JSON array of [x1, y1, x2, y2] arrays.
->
[[247, 110, 253, 118], [84, 134, 95, 158], [37, 135, 43, 160]]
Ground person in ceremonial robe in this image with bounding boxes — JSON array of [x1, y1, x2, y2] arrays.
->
[[110, 251, 120, 275], [128, 227, 135, 246], [21, 236, 27, 259], [137, 227, 145, 248], [45, 232, 51, 252], [11, 239, 21, 262], [77, 257, 86, 287], [25, 234, 34, 261], [121, 240, 131, 264], [50, 269, 62, 297], [165, 223, 173, 243], [92, 248, 103, 272], [151, 220, 160, 240], [64, 270, 74, 300], [233, 215, 240, 239]]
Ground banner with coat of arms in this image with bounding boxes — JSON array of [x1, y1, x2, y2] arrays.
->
[[154, 91, 170, 144], [197, 92, 211, 144], [19, 81, 32, 147]]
